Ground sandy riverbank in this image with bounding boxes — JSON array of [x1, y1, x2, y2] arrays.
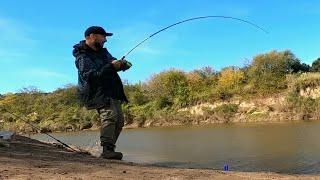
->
[[0, 135, 318, 180]]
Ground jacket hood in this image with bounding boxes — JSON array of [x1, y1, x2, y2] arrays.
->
[[73, 40, 109, 58], [72, 40, 88, 58]]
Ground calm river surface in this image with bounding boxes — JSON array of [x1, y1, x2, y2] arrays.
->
[[32, 121, 320, 174]]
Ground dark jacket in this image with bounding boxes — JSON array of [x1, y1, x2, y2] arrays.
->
[[73, 40, 128, 109]]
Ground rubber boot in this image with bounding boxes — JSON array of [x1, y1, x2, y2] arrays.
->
[[100, 146, 123, 160]]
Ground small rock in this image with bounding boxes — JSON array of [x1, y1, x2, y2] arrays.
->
[[0, 131, 14, 140]]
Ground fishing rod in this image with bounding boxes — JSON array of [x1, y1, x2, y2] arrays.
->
[[0, 106, 85, 154], [121, 15, 268, 60]]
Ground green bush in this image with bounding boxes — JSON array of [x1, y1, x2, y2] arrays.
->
[[289, 73, 320, 91], [286, 91, 320, 120]]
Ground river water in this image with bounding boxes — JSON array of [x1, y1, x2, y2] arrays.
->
[[31, 121, 320, 174]]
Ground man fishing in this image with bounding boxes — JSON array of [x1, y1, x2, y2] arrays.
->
[[73, 26, 132, 160], [70, 17, 265, 160]]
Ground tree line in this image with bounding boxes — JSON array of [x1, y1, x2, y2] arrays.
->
[[0, 50, 319, 133]]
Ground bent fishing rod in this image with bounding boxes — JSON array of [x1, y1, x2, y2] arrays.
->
[[121, 15, 268, 60], [0, 106, 84, 153]]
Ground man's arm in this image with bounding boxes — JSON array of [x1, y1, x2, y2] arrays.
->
[[77, 54, 116, 83], [106, 49, 131, 72]]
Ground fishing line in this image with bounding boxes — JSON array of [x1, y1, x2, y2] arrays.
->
[[0, 106, 87, 154]]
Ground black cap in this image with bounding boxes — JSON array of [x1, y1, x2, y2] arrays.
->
[[84, 26, 113, 37]]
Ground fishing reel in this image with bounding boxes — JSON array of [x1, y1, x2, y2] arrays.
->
[[123, 60, 132, 71], [120, 56, 132, 71]]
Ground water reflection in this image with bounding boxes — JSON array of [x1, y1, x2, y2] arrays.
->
[[32, 121, 320, 174]]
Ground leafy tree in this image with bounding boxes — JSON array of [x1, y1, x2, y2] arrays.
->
[[124, 83, 148, 106], [247, 50, 301, 94], [193, 66, 216, 79], [218, 67, 244, 91], [147, 69, 190, 108], [311, 58, 320, 72], [186, 67, 217, 103], [290, 61, 310, 73], [216, 67, 245, 99]]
